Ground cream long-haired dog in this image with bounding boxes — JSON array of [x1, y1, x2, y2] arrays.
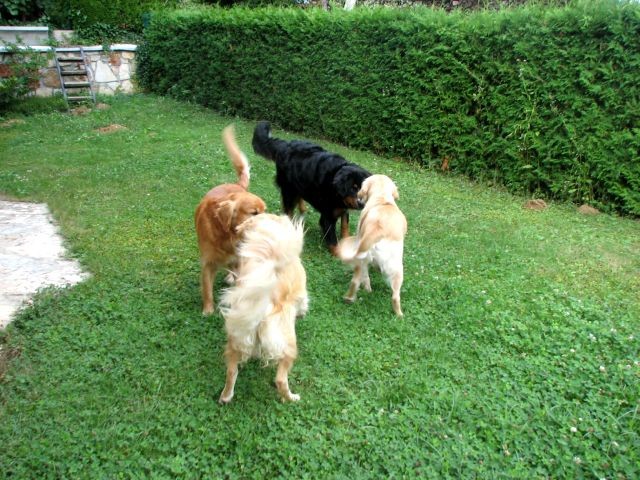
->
[[337, 175, 407, 316], [218, 213, 308, 404]]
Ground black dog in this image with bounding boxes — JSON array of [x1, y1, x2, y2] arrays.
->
[[252, 121, 370, 255]]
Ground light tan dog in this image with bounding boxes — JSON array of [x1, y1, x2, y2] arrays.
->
[[218, 214, 308, 403], [337, 175, 407, 316], [195, 125, 266, 315]]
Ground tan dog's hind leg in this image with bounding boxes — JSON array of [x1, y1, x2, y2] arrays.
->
[[361, 262, 372, 292], [344, 262, 363, 303], [340, 212, 349, 239], [298, 199, 307, 214], [201, 261, 217, 315], [219, 347, 240, 404], [390, 271, 403, 317], [223, 260, 238, 285], [275, 356, 300, 402]]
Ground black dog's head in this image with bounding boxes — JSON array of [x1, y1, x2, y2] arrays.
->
[[333, 165, 371, 209]]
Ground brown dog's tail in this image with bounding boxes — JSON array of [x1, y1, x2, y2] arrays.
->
[[222, 124, 250, 190]]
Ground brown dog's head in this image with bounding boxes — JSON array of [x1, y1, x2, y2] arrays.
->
[[333, 165, 371, 209], [357, 174, 399, 207], [216, 192, 266, 233]]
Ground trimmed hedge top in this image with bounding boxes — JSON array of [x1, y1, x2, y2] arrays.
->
[[137, 2, 640, 215]]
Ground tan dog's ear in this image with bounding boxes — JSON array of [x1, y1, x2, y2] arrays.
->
[[392, 184, 399, 200], [358, 179, 371, 203], [234, 216, 255, 235], [216, 200, 236, 232]]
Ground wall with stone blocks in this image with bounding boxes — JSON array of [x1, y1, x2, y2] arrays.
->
[[0, 45, 137, 97]]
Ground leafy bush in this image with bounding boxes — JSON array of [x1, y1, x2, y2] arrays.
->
[[42, 0, 183, 32], [137, 1, 640, 215], [0, 93, 67, 115], [0, 43, 46, 109], [0, 0, 44, 22], [72, 21, 143, 44]]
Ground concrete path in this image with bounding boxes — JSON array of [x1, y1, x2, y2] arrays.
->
[[0, 200, 88, 329]]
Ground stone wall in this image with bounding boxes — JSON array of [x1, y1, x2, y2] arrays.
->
[[0, 45, 137, 97]]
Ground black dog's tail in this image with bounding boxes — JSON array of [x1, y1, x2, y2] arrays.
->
[[252, 121, 286, 162]]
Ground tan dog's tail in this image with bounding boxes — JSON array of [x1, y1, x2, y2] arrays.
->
[[222, 124, 250, 190], [337, 229, 384, 262]]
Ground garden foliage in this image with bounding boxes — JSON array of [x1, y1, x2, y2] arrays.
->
[[0, 42, 46, 109], [0, 0, 44, 21], [41, 0, 180, 31], [137, 1, 640, 215]]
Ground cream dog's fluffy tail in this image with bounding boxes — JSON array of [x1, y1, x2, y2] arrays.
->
[[219, 259, 279, 360], [222, 124, 250, 190], [219, 214, 305, 362]]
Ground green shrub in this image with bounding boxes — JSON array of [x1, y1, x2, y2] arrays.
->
[[72, 21, 143, 44], [0, 0, 44, 22], [0, 43, 47, 110], [0, 94, 67, 115], [42, 0, 184, 32], [137, 1, 640, 215]]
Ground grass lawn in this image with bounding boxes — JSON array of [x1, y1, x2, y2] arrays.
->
[[1, 94, 638, 478]]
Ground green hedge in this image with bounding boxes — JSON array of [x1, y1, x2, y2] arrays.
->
[[137, 2, 640, 215]]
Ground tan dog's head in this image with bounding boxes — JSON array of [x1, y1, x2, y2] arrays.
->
[[333, 165, 371, 210], [357, 174, 399, 207], [217, 191, 267, 233]]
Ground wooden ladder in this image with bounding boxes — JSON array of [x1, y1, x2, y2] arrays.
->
[[54, 47, 96, 107]]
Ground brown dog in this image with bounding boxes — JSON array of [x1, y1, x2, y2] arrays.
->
[[195, 125, 266, 315], [337, 175, 407, 316]]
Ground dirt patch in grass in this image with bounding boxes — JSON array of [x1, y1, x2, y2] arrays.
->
[[95, 124, 128, 134], [578, 204, 600, 215], [0, 341, 21, 381], [70, 104, 110, 116], [70, 106, 92, 116], [523, 199, 548, 211], [0, 119, 26, 128]]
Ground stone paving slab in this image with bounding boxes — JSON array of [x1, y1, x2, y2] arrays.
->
[[0, 200, 89, 329]]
